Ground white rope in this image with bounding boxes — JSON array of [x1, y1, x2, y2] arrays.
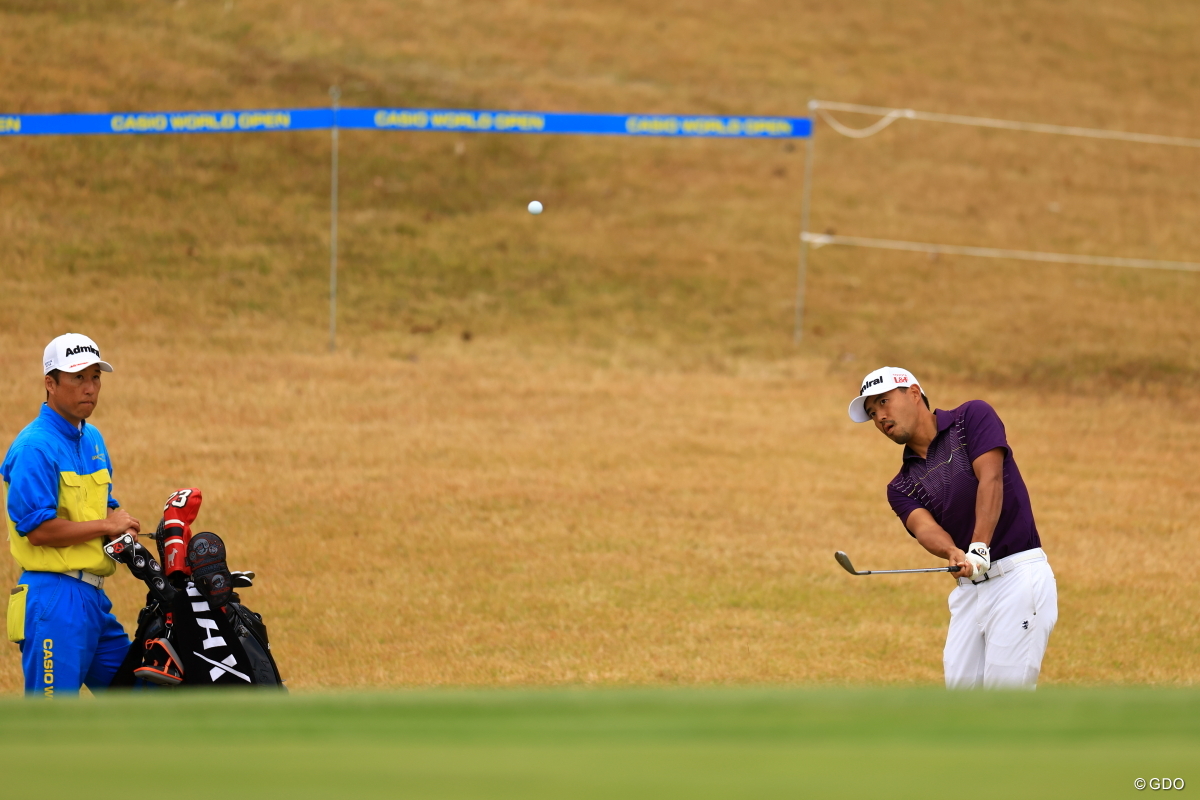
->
[[810, 100, 1200, 148], [801, 232, 1200, 273], [814, 106, 909, 139]]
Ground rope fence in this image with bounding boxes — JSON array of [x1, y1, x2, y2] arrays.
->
[[794, 99, 1200, 340], [6, 95, 1195, 345], [811, 100, 1200, 148], [802, 233, 1200, 273]]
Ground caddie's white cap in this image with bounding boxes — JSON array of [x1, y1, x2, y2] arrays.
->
[[43, 333, 113, 375], [848, 366, 922, 423]]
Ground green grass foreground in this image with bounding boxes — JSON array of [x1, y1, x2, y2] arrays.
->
[[0, 687, 1193, 798]]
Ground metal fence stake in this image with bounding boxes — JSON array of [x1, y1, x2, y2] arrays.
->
[[329, 86, 340, 353], [793, 99, 817, 343]]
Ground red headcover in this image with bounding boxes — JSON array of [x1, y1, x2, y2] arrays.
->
[[159, 488, 203, 580]]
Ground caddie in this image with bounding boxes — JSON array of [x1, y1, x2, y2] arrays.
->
[[3, 334, 140, 696], [848, 366, 1058, 689]]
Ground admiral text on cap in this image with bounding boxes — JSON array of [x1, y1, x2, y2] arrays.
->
[[848, 366, 921, 423], [43, 333, 113, 375]]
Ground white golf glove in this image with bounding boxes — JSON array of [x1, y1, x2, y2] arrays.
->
[[965, 542, 991, 579]]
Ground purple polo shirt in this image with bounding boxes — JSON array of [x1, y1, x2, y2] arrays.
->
[[886, 400, 1041, 561]]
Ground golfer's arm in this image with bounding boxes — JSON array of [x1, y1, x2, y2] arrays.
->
[[905, 509, 961, 561], [970, 448, 1005, 547], [25, 513, 116, 547]]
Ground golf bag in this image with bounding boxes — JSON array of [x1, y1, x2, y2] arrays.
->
[[108, 488, 286, 689]]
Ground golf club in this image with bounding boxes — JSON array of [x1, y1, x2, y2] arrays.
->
[[835, 550, 962, 576]]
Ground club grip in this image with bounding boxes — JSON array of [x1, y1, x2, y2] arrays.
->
[[948, 565, 962, 572]]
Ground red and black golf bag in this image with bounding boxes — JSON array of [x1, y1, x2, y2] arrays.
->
[[108, 488, 286, 689]]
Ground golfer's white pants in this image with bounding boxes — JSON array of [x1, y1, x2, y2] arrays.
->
[[944, 548, 1057, 690]]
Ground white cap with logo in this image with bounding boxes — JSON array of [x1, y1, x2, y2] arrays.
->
[[43, 333, 113, 375], [848, 366, 922, 423]]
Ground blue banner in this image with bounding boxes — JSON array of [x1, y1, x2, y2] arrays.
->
[[0, 109, 331, 136], [0, 107, 810, 139], [348, 108, 811, 138]]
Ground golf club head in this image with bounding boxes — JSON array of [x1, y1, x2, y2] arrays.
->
[[834, 551, 861, 575]]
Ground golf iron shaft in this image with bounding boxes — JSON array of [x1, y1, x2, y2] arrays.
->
[[835, 550, 961, 576]]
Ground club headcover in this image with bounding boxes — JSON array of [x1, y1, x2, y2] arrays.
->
[[187, 531, 234, 608], [103, 533, 137, 564], [159, 488, 203, 582], [128, 543, 178, 606]]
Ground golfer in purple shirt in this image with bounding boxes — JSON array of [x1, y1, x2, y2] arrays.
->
[[849, 367, 1058, 689]]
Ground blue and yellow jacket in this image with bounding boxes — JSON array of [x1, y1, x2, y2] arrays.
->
[[1, 404, 121, 577]]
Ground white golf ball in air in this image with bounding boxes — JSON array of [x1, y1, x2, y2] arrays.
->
[[528, 200, 543, 215]]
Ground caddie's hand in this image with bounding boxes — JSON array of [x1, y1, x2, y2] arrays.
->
[[106, 508, 140, 541], [947, 548, 972, 577]]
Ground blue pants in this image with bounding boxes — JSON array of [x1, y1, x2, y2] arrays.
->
[[17, 571, 130, 697]]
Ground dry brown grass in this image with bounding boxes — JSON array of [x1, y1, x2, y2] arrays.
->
[[1, 0, 1199, 692], [2, 340, 1198, 691]]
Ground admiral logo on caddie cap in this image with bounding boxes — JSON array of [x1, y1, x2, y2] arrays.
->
[[43, 333, 114, 375], [847, 366, 923, 423]]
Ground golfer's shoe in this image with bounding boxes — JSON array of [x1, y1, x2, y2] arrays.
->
[[187, 531, 234, 608], [134, 638, 184, 686]]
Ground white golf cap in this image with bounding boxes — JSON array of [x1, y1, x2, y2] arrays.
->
[[43, 333, 113, 375], [848, 366, 922, 423]]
